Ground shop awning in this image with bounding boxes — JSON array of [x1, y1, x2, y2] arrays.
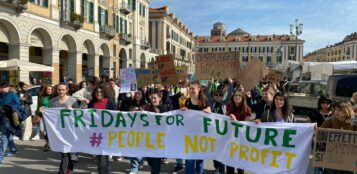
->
[[0, 59, 54, 72]]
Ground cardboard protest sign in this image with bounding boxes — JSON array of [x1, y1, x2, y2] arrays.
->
[[237, 58, 269, 91], [135, 68, 152, 87], [149, 61, 161, 84], [44, 108, 314, 174], [195, 52, 240, 80], [119, 67, 137, 93], [267, 69, 284, 82], [176, 66, 188, 82], [313, 128, 357, 172], [156, 55, 179, 85]]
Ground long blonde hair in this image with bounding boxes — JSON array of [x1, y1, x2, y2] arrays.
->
[[334, 101, 355, 120]]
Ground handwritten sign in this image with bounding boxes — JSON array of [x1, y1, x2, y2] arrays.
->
[[195, 52, 240, 80], [267, 69, 284, 82], [156, 55, 179, 85], [149, 61, 161, 84], [135, 68, 153, 87], [313, 128, 357, 172], [119, 67, 137, 93], [237, 58, 269, 91], [176, 66, 188, 82]]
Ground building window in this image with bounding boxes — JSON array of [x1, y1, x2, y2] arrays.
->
[[259, 56, 264, 62], [242, 56, 248, 62], [267, 56, 272, 62], [82, 0, 94, 23], [30, 0, 48, 8]]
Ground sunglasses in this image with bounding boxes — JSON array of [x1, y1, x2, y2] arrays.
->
[[215, 94, 223, 97]]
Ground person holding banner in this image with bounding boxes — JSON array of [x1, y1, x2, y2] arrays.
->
[[181, 81, 211, 174], [170, 82, 190, 173], [143, 90, 169, 174], [254, 87, 276, 123], [41, 83, 79, 174], [129, 90, 147, 174], [321, 101, 355, 174], [87, 86, 115, 174], [225, 89, 252, 174], [258, 92, 295, 123]]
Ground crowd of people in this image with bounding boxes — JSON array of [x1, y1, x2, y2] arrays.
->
[[0, 76, 356, 174]]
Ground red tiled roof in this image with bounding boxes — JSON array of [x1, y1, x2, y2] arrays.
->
[[149, 6, 168, 13], [195, 35, 304, 43]]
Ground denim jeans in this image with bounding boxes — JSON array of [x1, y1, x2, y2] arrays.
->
[[130, 157, 144, 173], [213, 160, 225, 174], [0, 127, 17, 161], [96, 155, 109, 174], [147, 157, 161, 174], [58, 153, 74, 174], [185, 160, 204, 174]]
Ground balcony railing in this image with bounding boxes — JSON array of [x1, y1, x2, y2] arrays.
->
[[0, 0, 28, 12], [120, 3, 132, 15], [140, 40, 150, 50], [100, 25, 116, 39], [120, 33, 132, 45], [60, 12, 83, 30]]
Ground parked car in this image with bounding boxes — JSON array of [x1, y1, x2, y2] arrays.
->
[[288, 81, 327, 116], [327, 74, 357, 102]]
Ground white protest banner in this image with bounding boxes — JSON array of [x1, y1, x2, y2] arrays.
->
[[120, 67, 137, 93], [44, 108, 314, 174]]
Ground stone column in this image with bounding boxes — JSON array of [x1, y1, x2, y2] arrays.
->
[[51, 0, 60, 20], [52, 48, 60, 85], [94, 54, 100, 77]]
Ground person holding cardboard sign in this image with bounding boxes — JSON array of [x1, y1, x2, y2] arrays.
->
[[320, 101, 356, 174]]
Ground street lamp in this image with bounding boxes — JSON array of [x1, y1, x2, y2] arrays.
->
[[289, 19, 303, 62]]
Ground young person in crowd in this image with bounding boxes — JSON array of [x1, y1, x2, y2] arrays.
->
[[170, 82, 190, 172], [206, 78, 233, 174], [129, 90, 148, 173], [143, 90, 169, 174], [17, 83, 33, 141], [72, 76, 99, 108], [88, 86, 115, 174], [40, 83, 79, 174], [0, 82, 21, 163], [321, 101, 356, 174], [254, 86, 276, 122], [258, 92, 295, 123], [35, 85, 53, 151], [107, 78, 120, 109], [181, 81, 211, 174], [307, 95, 332, 174], [225, 89, 252, 174], [308, 95, 332, 127]]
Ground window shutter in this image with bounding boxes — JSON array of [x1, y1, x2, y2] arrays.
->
[[112, 13, 115, 28], [81, 0, 85, 17], [116, 16, 119, 33], [43, 0, 48, 8], [70, 0, 74, 14], [132, 0, 136, 11], [98, 7, 102, 27], [120, 17, 123, 33], [89, 2, 93, 23], [124, 19, 127, 34], [105, 10, 108, 25]]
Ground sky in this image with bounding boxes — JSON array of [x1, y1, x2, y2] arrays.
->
[[150, 0, 357, 55]]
